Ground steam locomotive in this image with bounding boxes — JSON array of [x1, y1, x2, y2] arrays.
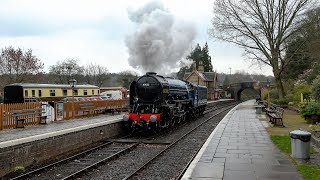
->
[[123, 72, 207, 132]]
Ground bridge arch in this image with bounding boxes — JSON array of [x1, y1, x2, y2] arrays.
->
[[236, 87, 260, 101], [229, 81, 268, 101]]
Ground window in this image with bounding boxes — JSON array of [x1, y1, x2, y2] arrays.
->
[[63, 89, 67, 96], [38, 90, 42, 97], [74, 89, 78, 96], [50, 90, 56, 96], [32, 90, 35, 97], [25, 90, 28, 97], [92, 90, 94, 95], [84, 89, 88, 96], [98, 90, 100, 94]]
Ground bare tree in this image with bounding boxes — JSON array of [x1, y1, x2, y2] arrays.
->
[[83, 63, 109, 87], [210, 0, 315, 98], [119, 70, 138, 88], [0, 46, 44, 84], [49, 58, 84, 84]]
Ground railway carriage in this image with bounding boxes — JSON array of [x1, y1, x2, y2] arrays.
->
[[4, 83, 100, 103], [123, 72, 207, 132]]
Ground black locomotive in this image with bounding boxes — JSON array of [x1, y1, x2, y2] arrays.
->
[[123, 72, 207, 132]]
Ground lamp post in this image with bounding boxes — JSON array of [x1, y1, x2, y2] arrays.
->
[[266, 79, 270, 109], [69, 78, 77, 119]]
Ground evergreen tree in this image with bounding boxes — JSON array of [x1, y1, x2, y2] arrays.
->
[[177, 42, 213, 79], [201, 42, 213, 72], [283, 7, 320, 83], [186, 43, 202, 69]]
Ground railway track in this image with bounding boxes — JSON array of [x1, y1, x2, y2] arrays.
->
[[122, 104, 235, 179], [10, 102, 238, 180], [11, 141, 139, 180]]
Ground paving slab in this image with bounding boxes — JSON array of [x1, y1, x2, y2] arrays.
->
[[182, 100, 302, 180]]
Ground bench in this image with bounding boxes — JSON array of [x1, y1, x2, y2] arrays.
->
[[80, 103, 106, 117], [12, 108, 47, 128], [80, 103, 95, 117], [266, 107, 284, 127]]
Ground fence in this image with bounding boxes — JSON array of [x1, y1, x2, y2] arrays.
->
[[62, 99, 128, 120], [0, 103, 42, 130], [0, 99, 128, 130]]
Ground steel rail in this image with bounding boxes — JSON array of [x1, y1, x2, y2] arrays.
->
[[62, 143, 139, 180], [122, 104, 235, 180], [11, 134, 133, 180]]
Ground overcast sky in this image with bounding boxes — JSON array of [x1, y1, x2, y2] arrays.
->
[[0, 0, 273, 76]]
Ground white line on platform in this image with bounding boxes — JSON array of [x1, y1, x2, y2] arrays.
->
[[0, 117, 123, 149], [181, 103, 241, 179]]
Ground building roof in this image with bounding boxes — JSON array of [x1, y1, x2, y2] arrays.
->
[[100, 87, 125, 90], [7, 83, 99, 89], [184, 71, 216, 82], [202, 72, 216, 81]]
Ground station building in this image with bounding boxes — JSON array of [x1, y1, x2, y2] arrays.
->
[[183, 62, 223, 100]]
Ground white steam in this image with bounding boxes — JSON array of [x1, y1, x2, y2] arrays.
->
[[125, 1, 196, 74]]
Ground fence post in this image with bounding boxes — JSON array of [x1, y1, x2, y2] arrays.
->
[[65, 102, 69, 120], [0, 104, 3, 130]]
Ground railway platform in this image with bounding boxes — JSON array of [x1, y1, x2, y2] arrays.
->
[[0, 114, 124, 148], [182, 100, 302, 180]]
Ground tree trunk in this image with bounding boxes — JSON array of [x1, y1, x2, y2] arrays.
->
[[274, 75, 285, 99]]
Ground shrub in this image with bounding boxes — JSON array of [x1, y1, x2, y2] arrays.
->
[[269, 89, 279, 99], [272, 98, 289, 106], [291, 84, 311, 103], [311, 75, 320, 101], [300, 102, 320, 118]]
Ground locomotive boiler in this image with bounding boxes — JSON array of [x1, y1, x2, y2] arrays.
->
[[123, 72, 207, 132]]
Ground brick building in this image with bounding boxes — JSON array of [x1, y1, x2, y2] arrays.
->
[[183, 62, 222, 100]]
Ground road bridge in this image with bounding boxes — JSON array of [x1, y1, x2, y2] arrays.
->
[[227, 81, 271, 101]]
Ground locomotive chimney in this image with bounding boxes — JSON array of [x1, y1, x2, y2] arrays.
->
[[146, 72, 157, 76]]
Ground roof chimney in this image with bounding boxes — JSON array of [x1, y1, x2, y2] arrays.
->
[[146, 72, 157, 76], [198, 61, 204, 72]]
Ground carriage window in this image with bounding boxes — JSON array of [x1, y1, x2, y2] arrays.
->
[[63, 89, 67, 96], [38, 90, 42, 97], [74, 89, 78, 96], [92, 90, 94, 95], [25, 90, 28, 97], [50, 90, 56, 96], [84, 89, 88, 96], [98, 90, 100, 94], [32, 90, 35, 97]]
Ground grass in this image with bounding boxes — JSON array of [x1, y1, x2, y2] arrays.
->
[[266, 110, 315, 135], [270, 135, 291, 154], [296, 165, 320, 180], [267, 109, 320, 180], [271, 135, 320, 180]]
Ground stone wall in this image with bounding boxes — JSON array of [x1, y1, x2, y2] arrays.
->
[[0, 122, 125, 177]]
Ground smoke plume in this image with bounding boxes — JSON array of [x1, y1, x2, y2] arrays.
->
[[125, 1, 196, 74]]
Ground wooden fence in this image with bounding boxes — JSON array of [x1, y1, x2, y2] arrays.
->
[[0, 99, 128, 130], [0, 103, 42, 130], [62, 99, 128, 120]]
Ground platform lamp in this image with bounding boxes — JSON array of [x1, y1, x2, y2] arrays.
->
[[69, 78, 77, 119], [266, 79, 270, 109]]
